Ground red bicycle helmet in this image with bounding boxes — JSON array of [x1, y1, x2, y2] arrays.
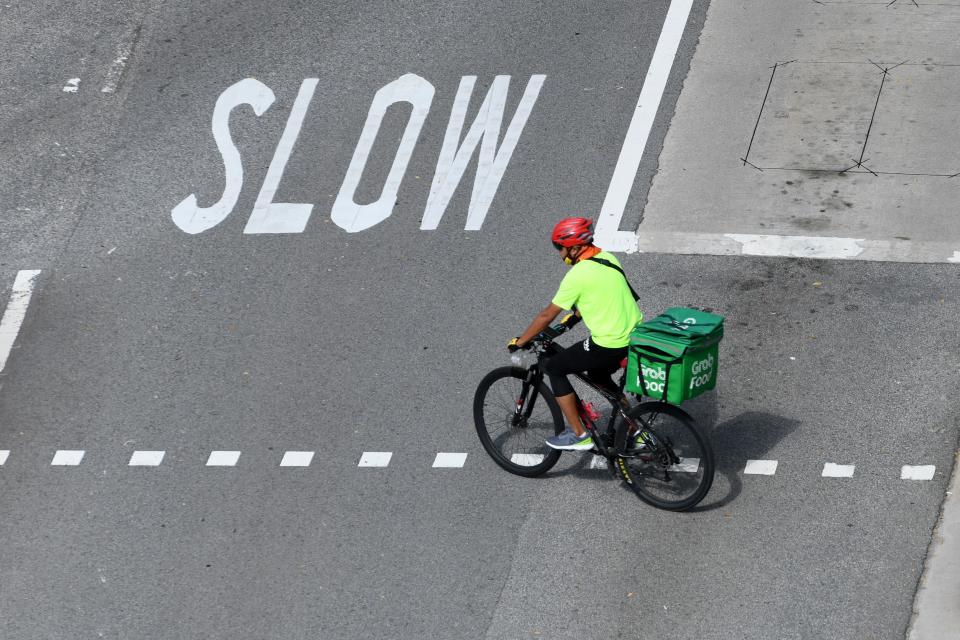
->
[[551, 217, 594, 248]]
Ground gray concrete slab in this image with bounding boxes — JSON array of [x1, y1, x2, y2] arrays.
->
[[640, 0, 960, 259]]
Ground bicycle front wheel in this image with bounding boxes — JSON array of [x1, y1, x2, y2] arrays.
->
[[473, 366, 563, 477], [614, 402, 714, 511]]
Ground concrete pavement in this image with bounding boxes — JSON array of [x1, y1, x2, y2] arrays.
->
[[909, 448, 960, 640]]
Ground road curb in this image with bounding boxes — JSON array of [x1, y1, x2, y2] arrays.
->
[[907, 447, 960, 640]]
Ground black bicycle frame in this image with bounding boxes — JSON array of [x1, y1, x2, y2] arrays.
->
[[512, 342, 633, 458]]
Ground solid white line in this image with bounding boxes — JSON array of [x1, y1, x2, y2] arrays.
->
[[129, 450, 165, 466], [0, 270, 42, 373], [744, 459, 778, 475], [206, 450, 241, 466], [0, 450, 8, 465], [510, 453, 544, 466], [902, 465, 936, 481], [822, 463, 855, 478], [432, 452, 468, 468], [595, 0, 694, 252], [358, 451, 392, 467], [726, 234, 865, 259], [51, 450, 85, 466], [632, 231, 960, 264], [280, 451, 314, 467]]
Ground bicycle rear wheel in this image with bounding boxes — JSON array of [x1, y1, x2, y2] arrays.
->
[[614, 402, 714, 511], [473, 366, 563, 477]]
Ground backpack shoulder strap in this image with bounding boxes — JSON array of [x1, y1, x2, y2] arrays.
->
[[587, 257, 639, 301]]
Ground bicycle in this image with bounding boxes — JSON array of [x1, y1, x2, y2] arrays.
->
[[473, 322, 715, 511]]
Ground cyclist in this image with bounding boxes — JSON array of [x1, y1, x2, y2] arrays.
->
[[508, 217, 642, 450]]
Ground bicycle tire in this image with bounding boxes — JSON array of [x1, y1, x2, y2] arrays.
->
[[613, 402, 714, 511], [473, 366, 564, 477]]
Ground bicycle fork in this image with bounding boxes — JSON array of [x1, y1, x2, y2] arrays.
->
[[511, 368, 542, 427]]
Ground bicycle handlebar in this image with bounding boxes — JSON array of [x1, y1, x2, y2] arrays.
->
[[531, 322, 568, 345]]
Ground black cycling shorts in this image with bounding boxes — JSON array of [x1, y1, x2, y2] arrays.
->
[[542, 337, 626, 398]]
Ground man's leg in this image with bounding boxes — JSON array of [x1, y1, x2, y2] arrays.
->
[[554, 392, 586, 437], [541, 341, 595, 448], [543, 338, 624, 440]]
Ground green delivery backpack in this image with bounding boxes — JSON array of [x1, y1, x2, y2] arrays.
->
[[625, 307, 724, 404]]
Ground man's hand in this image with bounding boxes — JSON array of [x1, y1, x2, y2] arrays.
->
[[507, 337, 526, 353]]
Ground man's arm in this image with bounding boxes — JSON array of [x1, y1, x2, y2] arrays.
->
[[516, 303, 564, 347]]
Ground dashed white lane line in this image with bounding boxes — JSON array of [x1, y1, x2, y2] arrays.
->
[[129, 450, 165, 466], [744, 459, 778, 475], [0, 450, 943, 479], [280, 451, 314, 467], [206, 450, 241, 467], [671, 457, 701, 473], [433, 452, 468, 468], [51, 450, 85, 466], [510, 453, 544, 466], [822, 463, 856, 478], [358, 451, 392, 467], [62, 78, 80, 93], [0, 269, 42, 373], [589, 456, 609, 470], [902, 465, 937, 481]]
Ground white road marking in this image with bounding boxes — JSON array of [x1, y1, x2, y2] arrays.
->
[[726, 234, 865, 259], [244, 79, 319, 234], [902, 465, 936, 481], [670, 457, 700, 473], [510, 453, 544, 466], [51, 450, 85, 466], [744, 459, 778, 475], [634, 231, 960, 264], [422, 74, 545, 231], [280, 451, 315, 467], [206, 450, 241, 466], [433, 452, 468, 468], [100, 26, 139, 94], [358, 451, 393, 467], [822, 463, 855, 478], [0, 269, 42, 373], [62, 78, 80, 93], [129, 450, 165, 466], [332, 73, 435, 233], [171, 78, 276, 234], [0, 450, 8, 465], [595, 0, 694, 252], [589, 456, 608, 470]]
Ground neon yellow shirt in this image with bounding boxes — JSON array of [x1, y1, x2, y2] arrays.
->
[[551, 251, 642, 348]]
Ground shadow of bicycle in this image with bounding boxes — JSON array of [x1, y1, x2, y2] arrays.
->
[[542, 394, 800, 510], [688, 403, 800, 512]]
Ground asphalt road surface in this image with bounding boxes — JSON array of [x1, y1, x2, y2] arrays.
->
[[1, 1, 957, 639]]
